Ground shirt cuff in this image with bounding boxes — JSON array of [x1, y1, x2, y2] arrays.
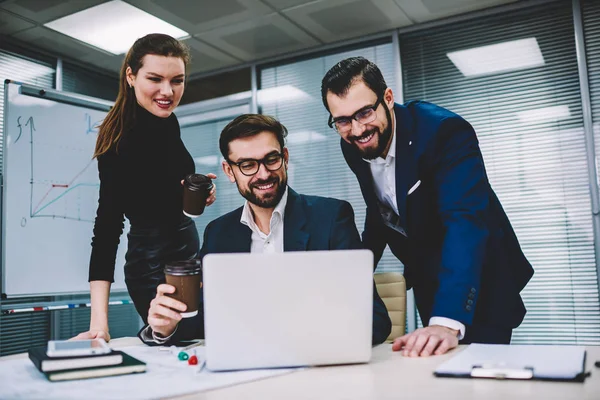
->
[[139, 325, 178, 344], [429, 317, 465, 340]]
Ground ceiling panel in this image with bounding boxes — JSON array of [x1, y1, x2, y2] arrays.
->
[[284, 0, 412, 43], [0, 10, 35, 35], [196, 13, 320, 61], [260, 0, 317, 10], [11, 26, 102, 59], [126, 0, 273, 35], [183, 37, 241, 74], [393, 0, 518, 23], [0, 0, 106, 24]]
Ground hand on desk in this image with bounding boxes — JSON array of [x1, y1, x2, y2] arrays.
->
[[71, 328, 111, 342], [148, 283, 186, 338], [392, 325, 458, 357]]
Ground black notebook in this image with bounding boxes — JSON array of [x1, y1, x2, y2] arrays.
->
[[28, 345, 123, 372], [42, 352, 146, 382]]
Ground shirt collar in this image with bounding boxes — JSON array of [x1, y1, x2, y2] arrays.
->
[[240, 186, 289, 229]]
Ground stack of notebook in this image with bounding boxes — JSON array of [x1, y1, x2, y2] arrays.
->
[[28, 345, 146, 382]]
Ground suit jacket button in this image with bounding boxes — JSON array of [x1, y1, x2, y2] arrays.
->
[[467, 299, 473, 305], [465, 305, 472, 311], [470, 288, 476, 293], [468, 293, 475, 299]]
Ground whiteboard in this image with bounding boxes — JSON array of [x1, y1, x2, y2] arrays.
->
[[2, 81, 128, 296]]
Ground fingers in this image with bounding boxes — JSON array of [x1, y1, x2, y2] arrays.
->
[[206, 173, 217, 179], [70, 331, 93, 341], [421, 335, 442, 357], [391, 334, 409, 352], [206, 183, 217, 206], [157, 283, 175, 296], [153, 284, 187, 313], [402, 332, 419, 357], [149, 303, 183, 325], [434, 338, 453, 356], [393, 326, 460, 357]]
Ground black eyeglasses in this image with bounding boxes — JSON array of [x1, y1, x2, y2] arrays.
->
[[327, 96, 383, 133], [227, 152, 285, 176]]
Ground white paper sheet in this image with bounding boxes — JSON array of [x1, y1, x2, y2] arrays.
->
[[0, 345, 301, 399]]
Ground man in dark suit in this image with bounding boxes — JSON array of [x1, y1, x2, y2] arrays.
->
[[321, 57, 533, 357], [141, 114, 391, 345]]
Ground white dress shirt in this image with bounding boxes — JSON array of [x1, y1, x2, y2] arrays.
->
[[240, 186, 288, 254], [141, 188, 289, 344], [364, 127, 465, 340]]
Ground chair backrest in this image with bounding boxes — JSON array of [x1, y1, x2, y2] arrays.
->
[[374, 272, 406, 342]]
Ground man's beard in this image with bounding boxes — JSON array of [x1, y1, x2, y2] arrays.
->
[[238, 174, 288, 208], [351, 106, 393, 160]]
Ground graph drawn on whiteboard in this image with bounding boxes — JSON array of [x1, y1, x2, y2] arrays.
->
[[2, 82, 128, 296], [20, 113, 104, 225]]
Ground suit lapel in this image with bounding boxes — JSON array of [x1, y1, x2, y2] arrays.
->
[[394, 103, 417, 229], [283, 188, 309, 251], [228, 207, 253, 252]]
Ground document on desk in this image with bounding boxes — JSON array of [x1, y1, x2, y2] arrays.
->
[[0, 345, 302, 399], [434, 344, 587, 382]]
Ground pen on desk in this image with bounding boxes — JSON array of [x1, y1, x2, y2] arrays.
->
[[195, 360, 206, 374]]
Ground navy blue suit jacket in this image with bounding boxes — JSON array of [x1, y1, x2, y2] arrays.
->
[[342, 102, 533, 336], [172, 188, 392, 345]]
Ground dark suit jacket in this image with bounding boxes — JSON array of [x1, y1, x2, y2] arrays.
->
[[342, 101, 533, 335], [171, 188, 392, 345]]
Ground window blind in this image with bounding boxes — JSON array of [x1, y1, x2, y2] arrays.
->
[[400, 0, 600, 344], [583, 0, 600, 191], [259, 41, 404, 274]]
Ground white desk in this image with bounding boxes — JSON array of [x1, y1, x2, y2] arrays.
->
[[3, 339, 599, 400]]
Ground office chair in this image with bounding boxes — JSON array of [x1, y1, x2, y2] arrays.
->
[[374, 272, 406, 342]]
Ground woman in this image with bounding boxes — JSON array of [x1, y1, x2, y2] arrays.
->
[[74, 34, 215, 341]]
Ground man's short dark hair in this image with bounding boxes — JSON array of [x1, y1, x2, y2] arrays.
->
[[321, 56, 388, 112], [219, 114, 288, 159]]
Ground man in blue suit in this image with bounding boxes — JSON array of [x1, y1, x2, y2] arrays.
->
[[321, 57, 533, 357], [141, 114, 391, 345]]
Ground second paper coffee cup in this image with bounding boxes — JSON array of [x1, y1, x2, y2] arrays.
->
[[164, 259, 202, 318], [183, 174, 213, 218]]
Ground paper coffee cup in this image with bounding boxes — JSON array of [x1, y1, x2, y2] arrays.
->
[[183, 174, 213, 218], [164, 259, 202, 318]]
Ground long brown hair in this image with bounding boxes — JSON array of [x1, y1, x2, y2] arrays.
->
[[93, 33, 191, 158]]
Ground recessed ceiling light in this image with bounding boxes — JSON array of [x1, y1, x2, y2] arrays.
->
[[447, 38, 545, 78], [44, 0, 188, 55]]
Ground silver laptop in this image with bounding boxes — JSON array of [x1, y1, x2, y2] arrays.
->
[[202, 250, 374, 371]]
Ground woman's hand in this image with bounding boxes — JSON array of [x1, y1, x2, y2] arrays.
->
[[205, 173, 217, 207], [71, 328, 111, 342], [148, 284, 187, 338]]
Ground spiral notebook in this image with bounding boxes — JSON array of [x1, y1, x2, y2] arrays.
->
[[434, 344, 588, 382]]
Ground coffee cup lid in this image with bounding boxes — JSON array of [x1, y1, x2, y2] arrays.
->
[[185, 174, 213, 191], [165, 259, 202, 275]]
